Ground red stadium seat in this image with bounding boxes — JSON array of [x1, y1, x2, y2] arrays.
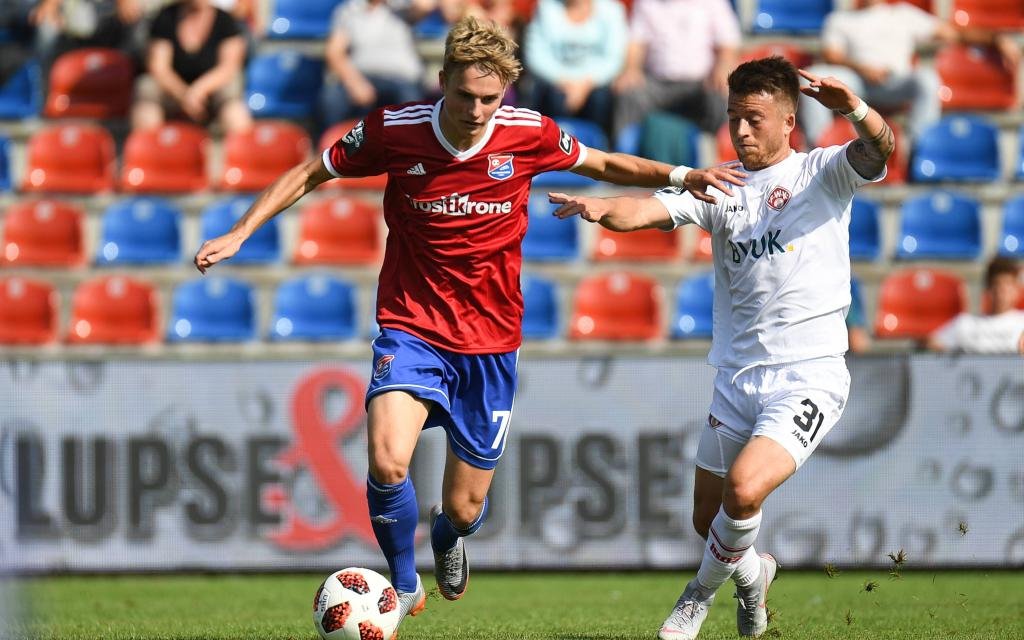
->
[[816, 116, 907, 184], [569, 271, 662, 340], [43, 47, 134, 119], [952, 0, 1024, 29], [121, 123, 210, 193], [0, 277, 58, 344], [740, 43, 813, 69], [690, 228, 713, 262], [592, 226, 680, 261], [893, 0, 933, 10], [68, 275, 160, 344], [1, 200, 85, 266], [717, 123, 806, 163], [874, 268, 967, 339], [937, 44, 1016, 111], [22, 124, 115, 193], [293, 196, 382, 265], [220, 121, 310, 192], [318, 120, 388, 191]]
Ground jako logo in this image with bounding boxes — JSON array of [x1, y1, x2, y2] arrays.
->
[[729, 229, 787, 264], [407, 193, 513, 216]]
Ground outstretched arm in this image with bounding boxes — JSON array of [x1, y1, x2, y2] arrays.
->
[[547, 192, 673, 232], [799, 69, 894, 180], [573, 149, 747, 204], [194, 157, 333, 272]]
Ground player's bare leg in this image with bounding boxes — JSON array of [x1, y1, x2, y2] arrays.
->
[[430, 446, 494, 600], [367, 392, 430, 627]]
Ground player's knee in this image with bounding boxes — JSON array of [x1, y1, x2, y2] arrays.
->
[[443, 496, 485, 530], [722, 479, 764, 518], [368, 457, 409, 486]]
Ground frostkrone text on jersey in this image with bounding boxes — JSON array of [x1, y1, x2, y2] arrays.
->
[[406, 193, 514, 215]]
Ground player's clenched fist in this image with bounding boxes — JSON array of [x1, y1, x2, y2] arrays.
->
[[194, 232, 244, 274]]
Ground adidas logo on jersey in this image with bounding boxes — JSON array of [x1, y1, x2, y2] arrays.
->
[[407, 163, 426, 175]]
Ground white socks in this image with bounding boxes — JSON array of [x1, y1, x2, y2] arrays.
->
[[696, 507, 762, 591]]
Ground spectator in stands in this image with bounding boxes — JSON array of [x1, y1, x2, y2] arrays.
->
[[131, 0, 252, 134], [0, 0, 34, 82], [521, 0, 626, 133], [320, 0, 431, 127], [30, 0, 141, 68], [928, 257, 1024, 355], [800, 0, 1021, 146], [611, 0, 739, 136], [847, 287, 871, 354], [439, 0, 516, 34]]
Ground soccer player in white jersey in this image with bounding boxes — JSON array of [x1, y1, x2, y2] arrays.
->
[[549, 56, 894, 639]]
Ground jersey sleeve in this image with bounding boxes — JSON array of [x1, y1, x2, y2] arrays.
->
[[322, 110, 389, 178], [808, 142, 886, 203], [651, 186, 719, 232], [532, 116, 587, 175]]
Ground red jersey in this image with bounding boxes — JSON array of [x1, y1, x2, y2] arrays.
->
[[324, 100, 585, 354]]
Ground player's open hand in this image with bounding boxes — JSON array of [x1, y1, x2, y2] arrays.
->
[[798, 69, 859, 113], [683, 161, 747, 204], [194, 232, 244, 274], [548, 193, 612, 224]]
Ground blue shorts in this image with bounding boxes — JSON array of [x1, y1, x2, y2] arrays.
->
[[365, 327, 519, 470]]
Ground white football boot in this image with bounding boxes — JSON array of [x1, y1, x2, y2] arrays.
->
[[735, 553, 779, 638], [658, 579, 716, 640]]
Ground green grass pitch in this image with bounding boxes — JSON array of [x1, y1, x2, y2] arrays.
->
[[9, 571, 1024, 639]]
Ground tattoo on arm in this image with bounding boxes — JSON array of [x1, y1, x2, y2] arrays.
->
[[846, 118, 895, 180]]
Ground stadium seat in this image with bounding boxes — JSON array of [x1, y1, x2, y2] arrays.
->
[[896, 191, 981, 260], [849, 197, 881, 261], [318, 120, 389, 190], [0, 277, 58, 345], [267, 0, 341, 38], [293, 196, 381, 265], [911, 115, 1000, 182], [592, 226, 679, 262], [0, 59, 41, 118], [951, 0, 1024, 29], [220, 121, 311, 192], [201, 197, 280, 263], [168, 277, 256, 342], [615, 112, 700, 167], [120, 123, 209, 193], [245, 51, 323, 119], [740, 43, 813, 68], [569, 272, 661, 341], [413, 9, 449, 39], [671, 270, 714, 339], [1, 200, 84, 266], [68, 275, 160, 344], [937, 45, 1016, 111], [895, 0, 932, 10], [532, 117, 607, 187], [96, 198, 181, 264], [874, 268, 967, 339], [999, 194, 1024, 256], [22, 123, 115, 193], [690, 228, 713, 262], [521, 274, 559, 340], [523, 194, 579, 261], [718, 122, 807, 162], [43, 48, 133, 118], [816, 116, 906, 184], [270, 274, 357, 341], [0, 135, 9, 191], [753, 0, 832, 33]]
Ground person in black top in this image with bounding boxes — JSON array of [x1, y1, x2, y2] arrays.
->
[[131, 0, 251, 133]]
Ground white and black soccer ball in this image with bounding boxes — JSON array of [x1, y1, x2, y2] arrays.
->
[[312, 567, 400, 640]]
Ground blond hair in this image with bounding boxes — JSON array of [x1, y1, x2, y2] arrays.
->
[[442, 16, 522, 86]]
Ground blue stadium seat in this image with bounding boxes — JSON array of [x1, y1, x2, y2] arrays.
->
[[999, 194, 1024, 257], [753, 0, 832, 33], [270, 274, 357, 341], [96, 197, 181, 264], [200, 197, 280, 263], [267, 0, 342, 39], [614, 112, 700, 167], [413, 10, 450, 39], [523, 194, 579, 261], [0, 60, 41, 119], [849, 197, 880, 260], [532, 118, 607, 188], [911, 115, 1000, 182], [522, 274, 559, 340], [897, 191, 981, 260], [848, 276, 867, 330], [168, 277, 256, 342], [0, 135, 10, 191], [245, 51, 323, 119], [671, 270, 715, 339]]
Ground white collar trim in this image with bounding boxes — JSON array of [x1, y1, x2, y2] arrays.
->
[[431, 98, 496, 162]]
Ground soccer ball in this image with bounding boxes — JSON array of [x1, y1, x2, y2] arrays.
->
[[313, 567, 401, 640]]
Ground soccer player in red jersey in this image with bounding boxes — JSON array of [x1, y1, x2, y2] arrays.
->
[[195, 15, 745, 632]]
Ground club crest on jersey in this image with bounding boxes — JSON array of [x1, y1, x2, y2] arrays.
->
[[373, 355, 395, 380], [487, 154, 515, 180], [767, 186, 792, 211]]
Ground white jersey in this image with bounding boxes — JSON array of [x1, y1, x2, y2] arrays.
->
[[655, 143, 883, 368], [931, 311, 1024, 354]]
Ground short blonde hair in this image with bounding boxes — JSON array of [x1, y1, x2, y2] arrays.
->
[[442, 16, 522, 86]]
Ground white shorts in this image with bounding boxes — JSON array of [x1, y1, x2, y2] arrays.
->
[[695, 355, 851, 476]]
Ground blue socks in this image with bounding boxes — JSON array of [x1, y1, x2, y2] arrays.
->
[[366, 475, 419, 593], [431, 496, 488, 553]]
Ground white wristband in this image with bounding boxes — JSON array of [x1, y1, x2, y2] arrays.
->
[[669, 165, 693, 188], [842, 99, 869, 123]]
